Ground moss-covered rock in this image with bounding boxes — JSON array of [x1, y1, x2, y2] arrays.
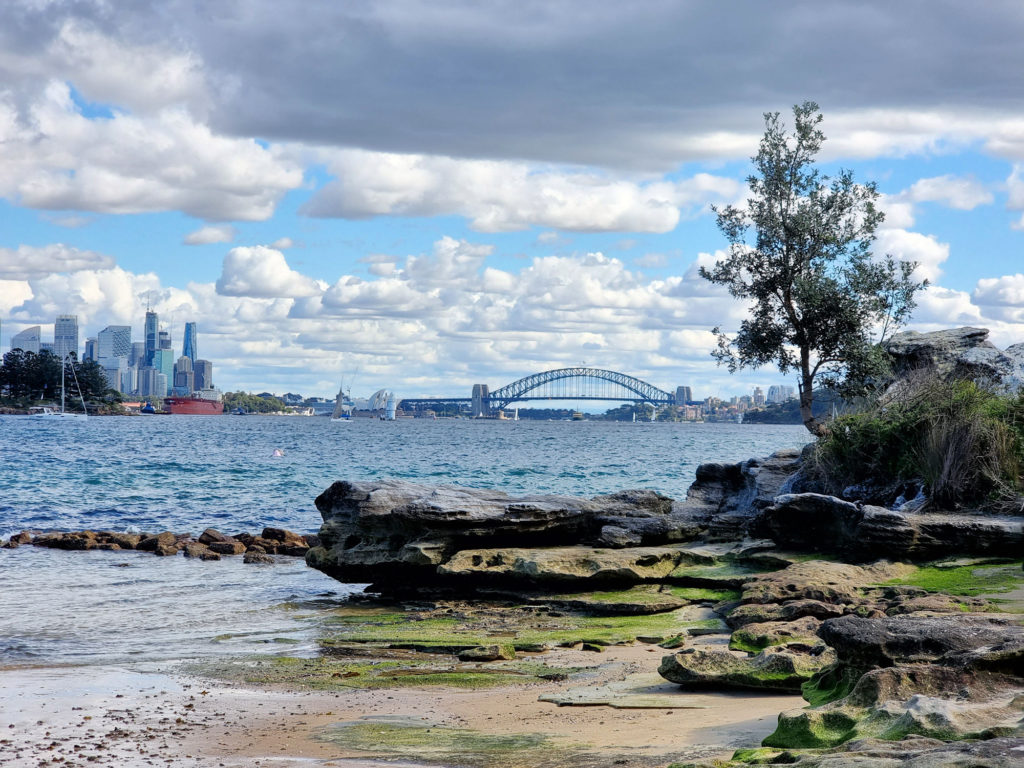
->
[[658, 645, 837, 692]]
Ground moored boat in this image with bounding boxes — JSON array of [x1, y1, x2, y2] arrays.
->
[[164, 388, 224, 415]]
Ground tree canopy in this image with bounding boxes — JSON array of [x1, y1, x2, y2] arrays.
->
[[701, 102, 925, 434]]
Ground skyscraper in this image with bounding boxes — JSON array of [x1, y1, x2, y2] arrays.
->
[[53, 315, 78, 360], [174, 356, 194, 394], [83, 338, 96, 362], [11, 326, 41, 353], [96, 325, 132, 361], [159, 330, 171, 350], [193, 359, 213, 391], [152, 349, 174, 395], [144, 310, 158, 366], [182, 322, 197, 363]]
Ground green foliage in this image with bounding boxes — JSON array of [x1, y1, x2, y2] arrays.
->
[[701, 102, 924, 433], [813, 375, 1024, 508], [222, 390, 291, 413], [0, 350, 115, 406]]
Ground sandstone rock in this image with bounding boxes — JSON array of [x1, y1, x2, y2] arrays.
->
[[726, 599, 845, 628], [137, 531, 177, 553], [261, 527, 307, 547], [885, 327, 1000, 381], [741, 561, 907, 607], [457, 645, 515, 661], [198, 528, 233, 546], [437, 545, 688, 586], [243, 551, 274, 564], [756, 493, 1024, 560], [729, 616, 823, 652], [208, 539, 246, 555], [103, 532, 141, 550], [784, 736, 1024, 768], [658, 644, 837, 691], [183, 542, 211, 559], [819, 614, 1024, 669]]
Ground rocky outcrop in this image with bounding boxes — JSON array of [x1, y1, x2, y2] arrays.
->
[[764, 614, 1024, 749], [306, 453, 804, 587], [885, 327, 1024, 391], [755, 493, 1024, 560], [4, 526, 314, 562]]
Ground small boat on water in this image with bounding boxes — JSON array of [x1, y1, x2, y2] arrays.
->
[[331, 381, 353, 421], [27, 356, 88, 420]]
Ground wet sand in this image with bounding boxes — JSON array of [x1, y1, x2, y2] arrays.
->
[[1, 645, 800, 768]]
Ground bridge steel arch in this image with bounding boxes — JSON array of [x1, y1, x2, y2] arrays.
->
[[488, 367, 674, 409]]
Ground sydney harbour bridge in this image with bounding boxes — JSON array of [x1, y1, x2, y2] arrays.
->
[[398, 367, 691, 416]]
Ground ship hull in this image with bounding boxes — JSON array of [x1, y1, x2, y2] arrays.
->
[[164, 397, 224, 415]]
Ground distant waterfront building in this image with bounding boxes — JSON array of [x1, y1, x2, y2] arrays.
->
[[120, 367, 137, 395], [11, 326, 41, 353], [182, 322, 197, 363], [97, 325, 132, 361], [130, 341, 145, 368], [152, 349, 174, 395], [675, 385, 693, 405], [54, 315, 79, 360], [83, 337, 96, 362], [144, 310, 158, 366], [138, 366, 164, 397], [767, 384, 796, 404], [193, 359, 213, 390], [173, 355, 194, 394], [41, 342, 54, 353], [471, 383, 490, 417], [752, 387, 765, 407], [101, 357, 128, 393]]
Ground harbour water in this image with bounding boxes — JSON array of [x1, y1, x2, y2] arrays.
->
[[0, 417, 808, 668]]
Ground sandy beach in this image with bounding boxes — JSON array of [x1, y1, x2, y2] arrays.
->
[[1, 644, 800, 768]]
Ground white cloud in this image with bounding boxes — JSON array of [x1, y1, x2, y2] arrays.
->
[[184, 224, 235, 245], [270, 237, 295, 250], [902, 175, 992, 210], [300, 149, 740, 233], [0, 82, 302, 221], [0, 243, 114, 280], [215, 246, 323, 298], [874, 228, 950, 283]]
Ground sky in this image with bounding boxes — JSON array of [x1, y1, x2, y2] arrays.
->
[[3, 1, 1024, 401]]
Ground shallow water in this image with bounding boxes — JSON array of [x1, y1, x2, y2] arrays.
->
[[0, 416, 808, 667]]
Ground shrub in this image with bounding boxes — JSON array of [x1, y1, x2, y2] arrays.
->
[[811, 373, 1024, 509]]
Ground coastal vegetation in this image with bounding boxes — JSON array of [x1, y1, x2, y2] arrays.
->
[[812, 374, 1024, 508], [0, 348, 119, 408], [221, 390, 292, 413], [702, 102, 924, 434]]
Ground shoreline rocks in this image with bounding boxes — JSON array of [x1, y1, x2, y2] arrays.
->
[[1, 526, 319, 562]]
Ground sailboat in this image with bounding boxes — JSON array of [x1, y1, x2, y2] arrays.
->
[[330, 381, 353, 422], [28, 356, 88, 420]]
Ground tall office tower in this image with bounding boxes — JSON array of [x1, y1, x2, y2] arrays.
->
[[11, 326, 41, 353], [100, 357, 128, 393], [53, 315, 79, 360], [144, 310, 158, 366], [193, 359, 213, 391], [471, 384, 490, 417], [83, 338, 96, 362], [753, 386, 765, 407], [130, 342, 145, 368], [182, 322, 197, 362], [152, 349, 174, 394], [675, 385, 693, 405], [159, 330, 171, 350], [138, 367, 158, 396], [97, 325, 132, 361], [120, 366, 137, 395], [173, 356, 194, 394]]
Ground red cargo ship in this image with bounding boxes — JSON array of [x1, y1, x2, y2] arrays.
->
[[164, 392, 225, 415]]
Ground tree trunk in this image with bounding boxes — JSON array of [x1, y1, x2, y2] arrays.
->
[[799, 360, 824, 436]]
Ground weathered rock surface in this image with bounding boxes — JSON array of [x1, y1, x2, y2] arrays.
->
[[659, 644, 837, 691], [765, 614, 1024, 750], [782, 736, 1024, 768], [756, 493, 1024, 560], [885, 326, 1024, 392]]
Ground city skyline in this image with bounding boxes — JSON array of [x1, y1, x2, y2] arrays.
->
[[2, 3, 1024, 398]]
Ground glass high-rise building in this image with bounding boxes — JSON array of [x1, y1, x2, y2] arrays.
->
[[11, 326, 41, 353], [97, 325, 132, 361], [53, 315, 79, 360], [152, 349, 174, 394], [144, 310, 158, 366], [193, 359, 213, 391], [182, 322, 197, 362]]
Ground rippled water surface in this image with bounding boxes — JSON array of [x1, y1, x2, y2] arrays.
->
[[0, 416, 807, 666]]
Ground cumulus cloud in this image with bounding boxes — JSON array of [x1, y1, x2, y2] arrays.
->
[[874, 228, 950, 283], [184, 224, 235, 245], [0, 243, 114, 280], [215, 246, 323, 298], [0, 82, 302, 221], [270, 237, 295, 250], [300, 149, 740, 233]]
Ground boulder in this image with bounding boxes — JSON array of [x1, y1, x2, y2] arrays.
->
[[243, 551, 274, 564], [782, 736, 1024, 768], [729, 616, 824, 652], [457, 645, 516, 662], [208, 539, 246, 556], [658, 645, 837, 692]]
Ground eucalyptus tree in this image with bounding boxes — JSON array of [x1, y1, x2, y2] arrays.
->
[[701, 101, 924, 434]]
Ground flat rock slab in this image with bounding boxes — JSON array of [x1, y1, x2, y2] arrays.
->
[[538, 672, 712, 708]]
